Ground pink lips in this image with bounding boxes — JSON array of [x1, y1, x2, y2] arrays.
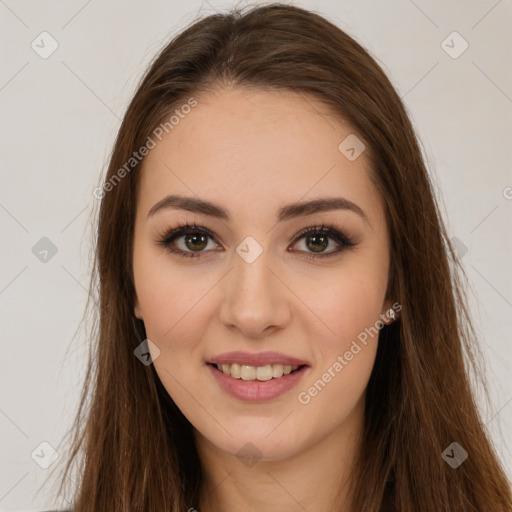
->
[[206, 351, 310, 402], [207, 351, 309, 367]]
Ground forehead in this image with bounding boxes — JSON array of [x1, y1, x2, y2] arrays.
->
[[136, 87, 385, 227]]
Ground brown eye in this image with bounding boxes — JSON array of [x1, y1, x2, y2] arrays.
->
[[183, 232, 209, 252], [156, 223, 219, 258], [290, 223, 357, 259], [304, 233, 329, 253]]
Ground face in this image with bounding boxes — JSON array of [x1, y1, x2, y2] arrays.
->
[[132, 86, 393, 462]]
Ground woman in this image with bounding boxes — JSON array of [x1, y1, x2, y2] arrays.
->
[[49, 3, 512, 511]]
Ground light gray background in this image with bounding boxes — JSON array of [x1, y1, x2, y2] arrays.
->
[[1, 1, 511, 510]]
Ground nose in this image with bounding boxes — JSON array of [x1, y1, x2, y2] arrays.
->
[[219, 249, 292, 338]]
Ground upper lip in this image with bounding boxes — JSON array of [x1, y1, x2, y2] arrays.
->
[[207, 351, 310, 367]]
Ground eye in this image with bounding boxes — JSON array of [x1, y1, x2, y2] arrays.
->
[[156, 221, 357, 259], [289, 222, 357, 259], [156, 221, 220, 258]]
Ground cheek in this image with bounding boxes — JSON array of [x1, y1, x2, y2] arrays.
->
[[312, 280, 381, 384], [294, 272, 384, 428], [133, 245, 216, 342], [305, 262, 387, 347]]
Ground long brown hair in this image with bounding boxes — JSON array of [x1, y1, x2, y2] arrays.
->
[[47, 3, 512, 511]]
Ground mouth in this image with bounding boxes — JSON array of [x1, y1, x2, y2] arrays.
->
[[206, 361, 310, 402], [207, 362, 308, 381]]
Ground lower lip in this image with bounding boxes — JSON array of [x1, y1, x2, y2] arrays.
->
[[207, 363, 309, 402]]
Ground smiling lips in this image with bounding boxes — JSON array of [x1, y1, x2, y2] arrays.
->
[[206, 351, 310, 401], [214, 362, 300, 381], [208, 350, 309, 381]]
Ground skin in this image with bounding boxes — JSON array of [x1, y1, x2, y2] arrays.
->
[[132, 86, 395, 512]]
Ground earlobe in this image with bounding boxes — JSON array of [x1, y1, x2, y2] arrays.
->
[[133, 293, 143, 320], [380, 299, 398, 324]]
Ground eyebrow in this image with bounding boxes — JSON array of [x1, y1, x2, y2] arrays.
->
[[147, 194, 370, 226]]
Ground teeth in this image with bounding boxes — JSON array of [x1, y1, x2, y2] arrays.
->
[[216, 363, 300, 380]]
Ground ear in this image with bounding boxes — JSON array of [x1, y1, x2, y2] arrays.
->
[[380, 298, 397, 325], [134, 291, 143, 320]]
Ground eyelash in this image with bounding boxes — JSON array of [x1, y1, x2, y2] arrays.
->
[[155, 221, 357, 260]]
